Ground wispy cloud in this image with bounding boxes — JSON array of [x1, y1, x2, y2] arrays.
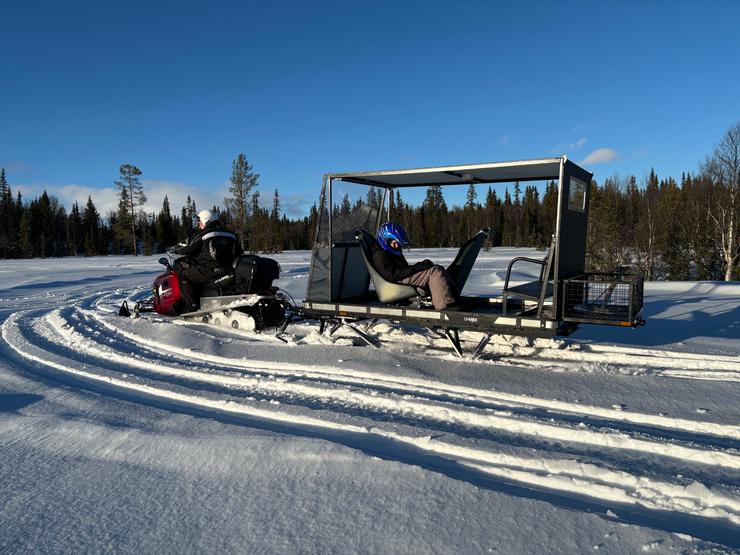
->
[[551, 137, 588, 154], [1, 161, 33, 175], [581, 148, 620, 165], [571, 138, 587, 150], [279, 193, 313, 218], [570, 122, 588, 133]]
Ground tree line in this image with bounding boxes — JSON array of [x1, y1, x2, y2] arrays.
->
[[0, 122, 737, 280]]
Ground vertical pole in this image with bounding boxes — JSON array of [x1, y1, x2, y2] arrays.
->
[[553, 158, 565, 320], [328, 177, 333, 245], [315, 176, 327, 246]]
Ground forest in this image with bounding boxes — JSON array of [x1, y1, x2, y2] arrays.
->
[[0, 123, 738, 281]]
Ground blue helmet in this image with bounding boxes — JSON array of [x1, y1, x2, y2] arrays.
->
[[377, 222, 410, 254]]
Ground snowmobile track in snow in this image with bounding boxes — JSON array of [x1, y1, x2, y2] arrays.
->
[[3, 288, 740, 545]]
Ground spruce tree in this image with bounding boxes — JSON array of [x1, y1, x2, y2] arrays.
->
[[0, 169, 10, 257], [465, 183, 477, 209], [67, 201, 83, 256], [155, 195, 176, 252], [19, 211, 32, 258], [83, 196, 102, 256]]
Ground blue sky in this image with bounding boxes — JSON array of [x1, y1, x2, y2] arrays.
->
[[1, 0, 739, 217]]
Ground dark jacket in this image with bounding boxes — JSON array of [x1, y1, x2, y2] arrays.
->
[[370, 241, 433, 283], [172, 222, 242, 271]]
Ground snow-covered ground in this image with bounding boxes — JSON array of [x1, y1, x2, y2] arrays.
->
[[1, 249, 739, 553]]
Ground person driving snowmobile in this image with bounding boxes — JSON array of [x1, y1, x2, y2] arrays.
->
[[171, 209, 242, 312], [370, 222, 460, 311]]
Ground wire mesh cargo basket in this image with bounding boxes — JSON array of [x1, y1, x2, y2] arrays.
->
[[562, 272, 644, 326]]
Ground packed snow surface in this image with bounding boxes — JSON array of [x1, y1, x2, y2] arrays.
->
[[1, 248, 739, 553]]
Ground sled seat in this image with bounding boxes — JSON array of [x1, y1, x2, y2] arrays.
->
[[356, 230, 427, 305], [356, 228, 489, 305], [446, 227, 489, 293], [502, 236, 556, 318]]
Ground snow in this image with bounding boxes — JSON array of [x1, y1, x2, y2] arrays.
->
[[1, 249, 739, 553]]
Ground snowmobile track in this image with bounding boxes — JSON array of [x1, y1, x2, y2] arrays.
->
[[2, 291, 740, 541]]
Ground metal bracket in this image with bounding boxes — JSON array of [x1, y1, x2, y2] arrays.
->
[[345, 322, 380, 348], [470, 334, 492, 361], [444, 328, 464, 358], [328, 320, 342, 336]]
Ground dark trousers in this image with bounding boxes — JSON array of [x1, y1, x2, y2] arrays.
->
[[399, 265, 458, 310], [173, 260, 213, 312]]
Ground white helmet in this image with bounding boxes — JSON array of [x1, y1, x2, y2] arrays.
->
[[197, 209, 216, 226]]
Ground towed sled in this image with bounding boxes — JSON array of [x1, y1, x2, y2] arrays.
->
[[300, 156, 645, 357]]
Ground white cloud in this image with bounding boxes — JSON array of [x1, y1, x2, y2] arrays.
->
[[15, 183, 120, 213], [14, 179, 312, 220], [140, 179, 231, 216], [580, 148, 620, 165]]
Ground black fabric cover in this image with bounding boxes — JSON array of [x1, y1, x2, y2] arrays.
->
[[306, 245, 331, 302], [234, 255, 280, 294]]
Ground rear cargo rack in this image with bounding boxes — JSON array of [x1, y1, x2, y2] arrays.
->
[[562, 272, 644, 327]]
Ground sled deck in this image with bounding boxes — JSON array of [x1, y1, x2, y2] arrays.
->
[[303, 298, 578, 338], [301, 156, 645, 355]]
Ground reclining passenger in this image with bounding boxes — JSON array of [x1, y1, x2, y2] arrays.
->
[[370, 222, 461, 311], [171, 209, 242, 312]]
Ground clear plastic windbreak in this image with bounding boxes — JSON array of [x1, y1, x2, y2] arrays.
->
[[330, 180, 387, 244]]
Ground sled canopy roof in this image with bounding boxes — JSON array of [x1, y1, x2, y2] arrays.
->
[[326, 157, 578, 188]]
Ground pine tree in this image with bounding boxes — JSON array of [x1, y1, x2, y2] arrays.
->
[[114, 164, 146, 255], [225, 153, 259, 247]]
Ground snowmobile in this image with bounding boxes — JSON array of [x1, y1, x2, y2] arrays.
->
[[121, 253, 293, 333]]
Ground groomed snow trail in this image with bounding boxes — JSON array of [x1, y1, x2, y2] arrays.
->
[[3, 280, 740, 548]]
